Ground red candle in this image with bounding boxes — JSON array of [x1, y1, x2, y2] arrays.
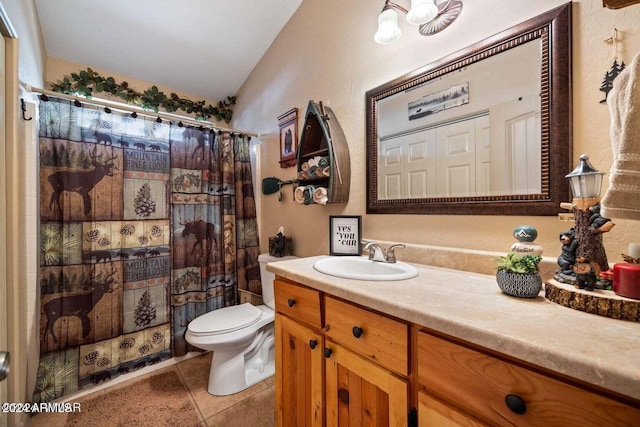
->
[[613, 263, 640, 299]]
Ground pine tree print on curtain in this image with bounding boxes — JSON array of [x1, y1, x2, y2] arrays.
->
[[34, 98, 171, 403], [170, 130, 261, 356]]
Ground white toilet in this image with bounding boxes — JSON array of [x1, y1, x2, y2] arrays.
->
[[185, 253, 297, 396]]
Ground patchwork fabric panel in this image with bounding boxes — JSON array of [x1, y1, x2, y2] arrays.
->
[[34, 98, 260, 402]]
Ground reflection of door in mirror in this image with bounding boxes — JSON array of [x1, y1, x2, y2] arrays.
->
[[376, 39, 542, 199], [490, 94, 541, 196]]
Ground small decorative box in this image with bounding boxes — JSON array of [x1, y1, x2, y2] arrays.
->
[[269, 236, 293, 257]]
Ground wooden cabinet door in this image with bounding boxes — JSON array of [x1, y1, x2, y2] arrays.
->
[[325, 342, 408, 427], [275, 314, 324, 427]]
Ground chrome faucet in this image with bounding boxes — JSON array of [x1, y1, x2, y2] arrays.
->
[[386, 244, 406, 263], [363, 242, 387, 262], [363, 241, 406, 263]]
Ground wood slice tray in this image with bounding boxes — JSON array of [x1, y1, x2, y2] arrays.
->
[[545, 279, 640, 322]]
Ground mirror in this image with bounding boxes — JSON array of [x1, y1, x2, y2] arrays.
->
[[366, 3, 572, 215]]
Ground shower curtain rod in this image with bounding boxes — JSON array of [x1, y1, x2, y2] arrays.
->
[[22, 83, 261, 138]]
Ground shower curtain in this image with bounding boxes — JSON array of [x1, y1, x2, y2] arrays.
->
[[170, 126, 261, 356], [33, 97, 260, 403]]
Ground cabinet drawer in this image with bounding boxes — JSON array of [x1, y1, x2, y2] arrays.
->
[[325, 296, 408, 376], [274, 278, 322, 329], [417, 331, 640, 426], [418, 391, 487, 427]]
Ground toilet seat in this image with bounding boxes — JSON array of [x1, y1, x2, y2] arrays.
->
[[187, 303, 262, 337]]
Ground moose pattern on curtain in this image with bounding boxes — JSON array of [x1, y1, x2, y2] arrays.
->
[[33, 97, 260, 403], [170, 128, 261, 356]]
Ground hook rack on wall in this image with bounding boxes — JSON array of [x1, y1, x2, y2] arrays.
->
[[262, 177, 298, 202]]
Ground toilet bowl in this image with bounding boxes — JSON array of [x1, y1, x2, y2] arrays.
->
[[185, 253, 297, 396]]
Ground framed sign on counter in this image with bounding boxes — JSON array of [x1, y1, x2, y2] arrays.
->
[[329, 215, 362, 256]]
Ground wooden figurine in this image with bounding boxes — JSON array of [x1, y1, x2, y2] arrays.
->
[[560, 199, 615, 288]]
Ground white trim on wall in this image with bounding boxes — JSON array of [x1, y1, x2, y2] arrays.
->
[[0, 27, 9, 427], [0, 5, 28, 424]]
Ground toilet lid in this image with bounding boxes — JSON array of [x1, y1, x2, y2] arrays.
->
[[188, 303, 262, 336]]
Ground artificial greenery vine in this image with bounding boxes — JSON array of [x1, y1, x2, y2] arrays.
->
[[49, 68, 236, 123]]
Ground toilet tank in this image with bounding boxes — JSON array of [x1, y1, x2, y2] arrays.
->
[[258, 253, 298, 309]]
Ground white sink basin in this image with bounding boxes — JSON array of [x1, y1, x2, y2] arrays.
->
[[313, 256, 418, 281]]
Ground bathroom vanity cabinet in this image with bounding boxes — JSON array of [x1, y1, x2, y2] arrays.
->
[[273, 272, 640, 427], [274, 277, 409, 426], [416, 330, 640, 426]]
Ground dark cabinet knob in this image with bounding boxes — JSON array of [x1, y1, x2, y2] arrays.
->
[[324, 348, 333, 358], [287, 298, 296, 307], [309, 340, 318, 349], [352, 326, 364, 338], [505, 394, 527, 415]]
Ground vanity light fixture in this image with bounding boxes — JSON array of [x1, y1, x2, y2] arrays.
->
[[406, 0, 438, 25], [374, 0, 463, 45]]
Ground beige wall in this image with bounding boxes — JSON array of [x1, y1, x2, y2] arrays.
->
[[233, 0, 640, 263], [1, 0, 46, 88]]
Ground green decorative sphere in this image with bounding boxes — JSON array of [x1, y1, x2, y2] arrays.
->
[[513, 225, 538, 242]]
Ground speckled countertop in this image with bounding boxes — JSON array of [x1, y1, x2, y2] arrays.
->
[[267, 255, 640, 401]]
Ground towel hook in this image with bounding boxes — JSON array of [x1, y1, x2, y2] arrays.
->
[[604, 28, 620, 59], [21, 98, 32, 121]]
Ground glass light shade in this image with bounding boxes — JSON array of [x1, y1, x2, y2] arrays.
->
[[406, 0, 438, 25], [374, 8, 402, 44], [568, 174, 603, 199], [565, 154, 604, 198]]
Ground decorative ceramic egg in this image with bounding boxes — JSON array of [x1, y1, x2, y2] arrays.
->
[[513, 225, 538, 242]]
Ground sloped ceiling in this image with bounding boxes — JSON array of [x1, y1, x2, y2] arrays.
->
[[34, 0, 302, 102]]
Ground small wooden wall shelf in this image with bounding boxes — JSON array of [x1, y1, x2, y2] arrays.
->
[[296, 100, 350, 204], [603, 0, 640, 9], [545, 279, 640, 322]]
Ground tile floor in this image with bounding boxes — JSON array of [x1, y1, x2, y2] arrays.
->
[[31, 352, 276, 427]]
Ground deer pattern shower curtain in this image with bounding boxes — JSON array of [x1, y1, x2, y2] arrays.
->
[[33, 97, 260, 403]]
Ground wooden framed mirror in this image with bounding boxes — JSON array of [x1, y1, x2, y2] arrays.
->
[[366, 3, 572, 215]]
